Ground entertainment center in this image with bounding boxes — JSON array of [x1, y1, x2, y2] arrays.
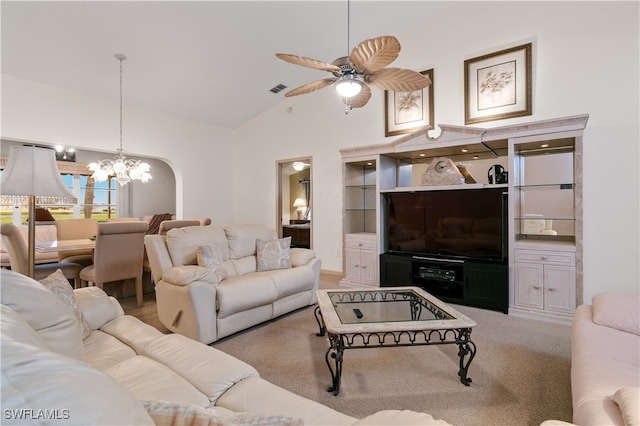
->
[[339, 115, 588, 323]]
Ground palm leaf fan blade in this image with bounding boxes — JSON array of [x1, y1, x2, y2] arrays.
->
[[275, 53, 341, 72], [284, 78, 337, 97], [350, 36, 401, 72], [343, 84, 372, 108], [367, 68, 431, 92]]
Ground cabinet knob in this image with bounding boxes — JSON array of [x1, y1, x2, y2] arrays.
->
[[540, 256, 548, 260], [362, 265, 367, 269], [533, 285, 541, 290], [358, 243, 363, 247], [354, 264, 359, 268], [548, 287, 556, 291]]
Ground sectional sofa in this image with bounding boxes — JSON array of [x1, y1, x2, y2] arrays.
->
[[570, 293, 640, 425], [0, 268, 450, 425]]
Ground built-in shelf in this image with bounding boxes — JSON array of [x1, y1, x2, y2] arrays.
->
[[339, 114, 588, 321]]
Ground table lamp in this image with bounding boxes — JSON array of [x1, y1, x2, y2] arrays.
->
[[293, 198, 306, 220], [1, 146, 77, 278]]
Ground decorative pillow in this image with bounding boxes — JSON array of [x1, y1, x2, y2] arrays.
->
[[142, 400, 302, 426], [256, 237, 292, 272], [592, 293, 640, 336], [39, 269, 91, 340], [613, 387, 640, 426], [197, 244, 226, 282]]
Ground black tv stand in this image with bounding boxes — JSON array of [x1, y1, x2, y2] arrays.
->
[[380, 253, 508, 313]]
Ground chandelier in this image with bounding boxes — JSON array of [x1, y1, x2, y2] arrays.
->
[[88, 54, 151, 186]]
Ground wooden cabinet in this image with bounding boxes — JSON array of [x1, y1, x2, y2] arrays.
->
[[513, 246, 576, 320], [282, 225, 310, 248], [341, 233, 377, 287]]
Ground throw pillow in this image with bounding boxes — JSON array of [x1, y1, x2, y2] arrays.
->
[[256, 237, 292, 272], [39, 269, 91, 340], [142, 400, 302, 426], [197, 244, 226, 282]]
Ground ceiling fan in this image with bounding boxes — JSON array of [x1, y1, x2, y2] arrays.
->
[[275, 35, 431, 112]]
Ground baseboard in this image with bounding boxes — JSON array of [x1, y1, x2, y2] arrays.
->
[[509, 306, 573, 325], [320, 269, 342, 278]]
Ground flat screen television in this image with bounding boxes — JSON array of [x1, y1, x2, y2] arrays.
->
[[385, 187, 507, 262]]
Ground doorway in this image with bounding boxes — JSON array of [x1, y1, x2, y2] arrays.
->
[[277, 157, 312, 249]]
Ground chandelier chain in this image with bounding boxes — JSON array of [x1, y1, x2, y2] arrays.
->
[[119, 55, 124, 153], [87, 53, 152, 186]]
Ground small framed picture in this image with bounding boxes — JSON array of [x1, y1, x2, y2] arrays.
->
[[384, 69, 434, 137], [464, 43, 532, 124]]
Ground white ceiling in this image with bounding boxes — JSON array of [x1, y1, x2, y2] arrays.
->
[[2, 1, 449, 129]]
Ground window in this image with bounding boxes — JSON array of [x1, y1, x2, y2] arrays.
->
[[61, 174, 117, 221], [0, 156, 121, 224]]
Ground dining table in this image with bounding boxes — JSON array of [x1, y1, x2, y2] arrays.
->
[[34, 239, 95, 253]]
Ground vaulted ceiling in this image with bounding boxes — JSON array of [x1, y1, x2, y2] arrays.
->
[[2, 1, 449, 129]]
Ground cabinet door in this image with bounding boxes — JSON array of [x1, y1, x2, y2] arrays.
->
[[359, 249, 378, 284], [514, 262, 544, 309], [345, 247, 362, 281], [544, 265, 576, 313], [464, 263, 508, 313], [380, 254, 412, 287]]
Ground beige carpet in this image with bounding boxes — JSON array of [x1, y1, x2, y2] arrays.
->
[[210, 303, 572, 426], [122, 278, 573, 426]]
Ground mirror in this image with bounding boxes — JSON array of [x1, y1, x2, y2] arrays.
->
[[277, 158, 312, 249]]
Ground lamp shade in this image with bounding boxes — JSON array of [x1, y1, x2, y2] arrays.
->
[[1, 146, 77, 204], [293, 198, 306, 208]]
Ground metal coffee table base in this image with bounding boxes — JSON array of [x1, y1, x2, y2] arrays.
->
[[314, 306, 476, 396]]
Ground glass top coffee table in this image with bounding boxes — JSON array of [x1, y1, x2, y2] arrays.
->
[[314, 286, 477, 395]]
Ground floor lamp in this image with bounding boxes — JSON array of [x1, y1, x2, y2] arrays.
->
[[1, 146, 77, 278]]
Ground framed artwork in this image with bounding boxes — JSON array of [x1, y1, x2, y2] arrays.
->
[[464, 43, 532, 124], [384, 69, 434, 137]]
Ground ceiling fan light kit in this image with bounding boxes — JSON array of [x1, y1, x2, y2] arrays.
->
[[275, 37, 431, 112], [335, 75, 363, 98]]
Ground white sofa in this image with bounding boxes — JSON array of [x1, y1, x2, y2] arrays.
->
[[0, 224, 58, 268], [0, 269, 450, 425], [145, 224, 321, 344], [570, 293, 640, 425]]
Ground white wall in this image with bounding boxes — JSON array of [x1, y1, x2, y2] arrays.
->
[[236, 1, 639, 302], [1, 75, 236, 224]]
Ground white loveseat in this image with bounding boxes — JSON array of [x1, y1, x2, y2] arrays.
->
[[145, 224, 321, 344], [1, 269, 450, 425], [570, 293, 640, 425]]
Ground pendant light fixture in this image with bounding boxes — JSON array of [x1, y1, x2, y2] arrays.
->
[[88, 54, 151, 186]]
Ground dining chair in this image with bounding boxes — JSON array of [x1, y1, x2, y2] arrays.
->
[[79, 221, 148, 307], [56, 218, 98, 267], [0, 223, 83, 286]]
